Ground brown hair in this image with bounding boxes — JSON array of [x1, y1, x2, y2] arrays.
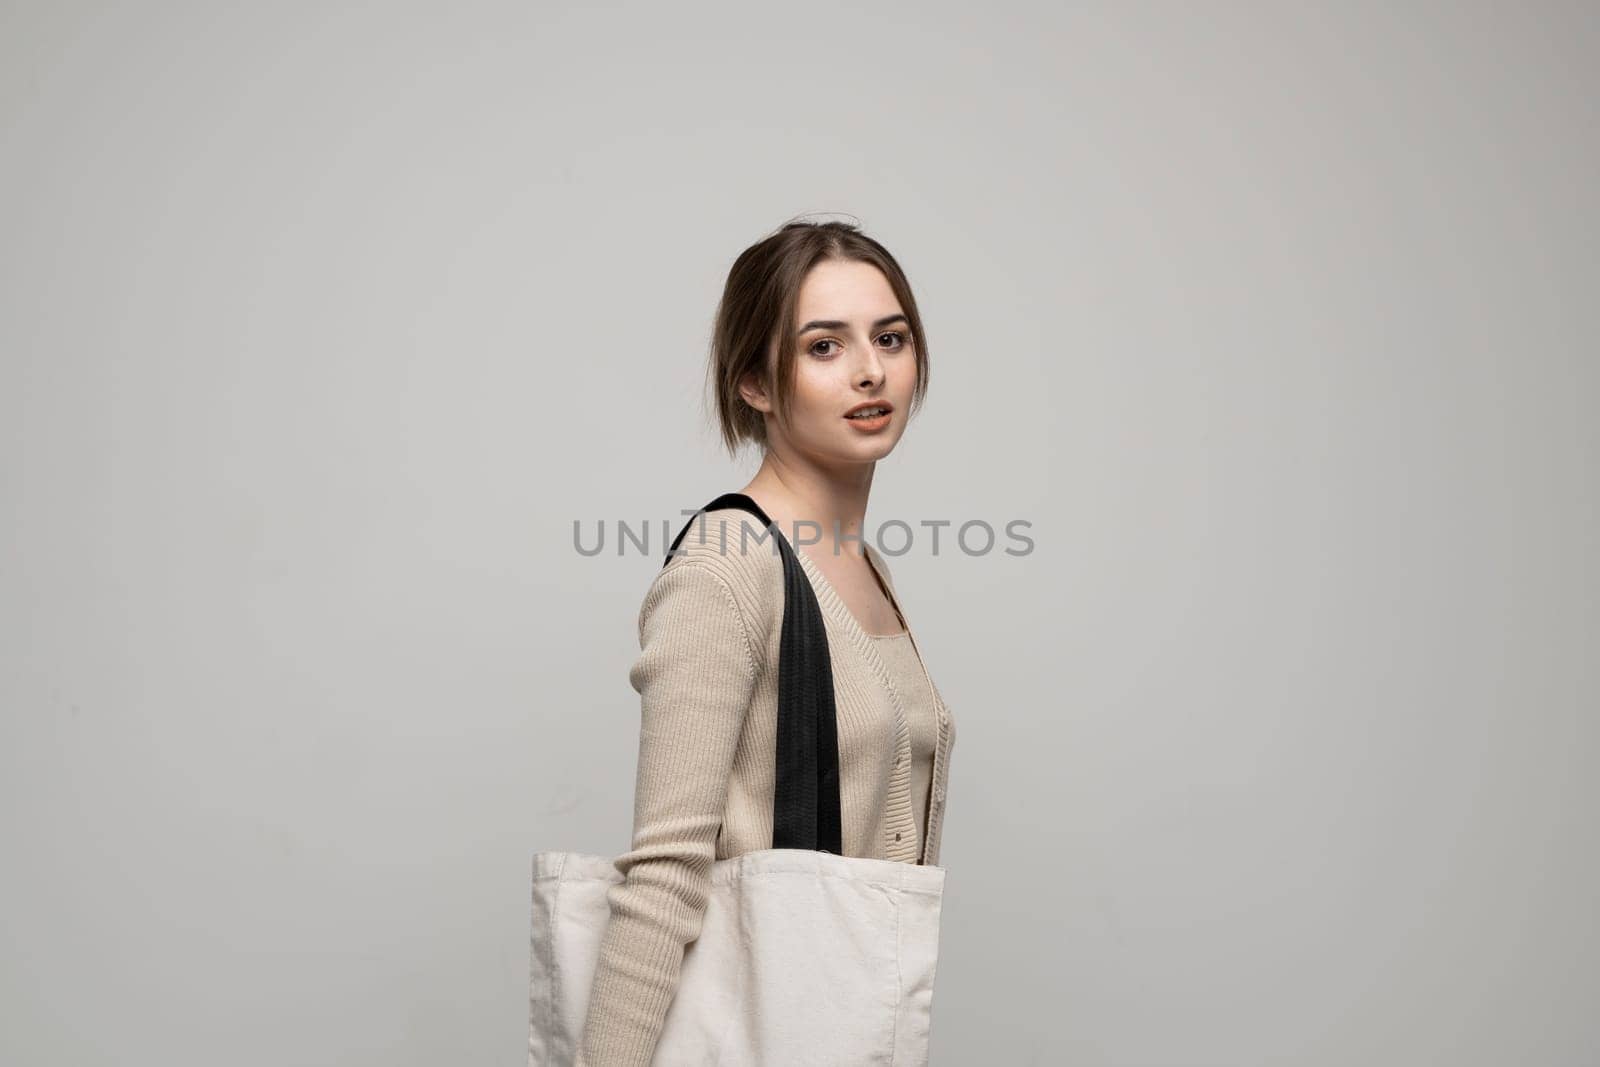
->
[[708, 216, 930, 457]]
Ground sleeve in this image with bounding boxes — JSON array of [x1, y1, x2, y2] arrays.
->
[[576, 558, 758, 1067]]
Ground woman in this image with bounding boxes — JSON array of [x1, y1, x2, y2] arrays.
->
[[578, 219, 956, 1066]]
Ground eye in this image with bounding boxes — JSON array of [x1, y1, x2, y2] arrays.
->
[[808, 338, 840, 358], [878, 330, 911, 351]]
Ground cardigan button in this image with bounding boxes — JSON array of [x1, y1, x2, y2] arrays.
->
[[894, 832, 902, 841]]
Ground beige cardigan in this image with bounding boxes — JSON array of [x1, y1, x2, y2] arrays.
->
[[577, 507, 957, 1067]]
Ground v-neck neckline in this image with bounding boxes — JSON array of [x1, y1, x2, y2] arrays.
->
[[790, 540, 938, 726], [796, 542, 908, 651], [808, 543, 906, 638]]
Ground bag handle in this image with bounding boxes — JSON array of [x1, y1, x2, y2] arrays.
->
[[663, 493, 843, 855]]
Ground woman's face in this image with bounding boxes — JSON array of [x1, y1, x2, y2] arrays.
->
[[748, 257, 917, 466]]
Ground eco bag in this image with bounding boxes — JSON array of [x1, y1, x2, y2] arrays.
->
[[529, 492, 947, 1066]]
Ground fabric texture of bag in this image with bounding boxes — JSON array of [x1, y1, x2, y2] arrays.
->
[[528, 492, 947, 1066]]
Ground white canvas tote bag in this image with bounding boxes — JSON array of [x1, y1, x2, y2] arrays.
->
[[529, 492, 947, 1066]]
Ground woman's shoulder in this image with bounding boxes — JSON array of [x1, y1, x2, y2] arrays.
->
[[644, 506, 786, 627], [664, 506, 785, 575]]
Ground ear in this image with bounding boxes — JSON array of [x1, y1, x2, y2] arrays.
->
[[737, 370, 772, 414]]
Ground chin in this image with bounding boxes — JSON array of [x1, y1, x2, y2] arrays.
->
[[843, 433, 901, 459]]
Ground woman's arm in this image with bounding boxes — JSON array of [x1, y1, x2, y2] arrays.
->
[[577, 557, 758, 1067]]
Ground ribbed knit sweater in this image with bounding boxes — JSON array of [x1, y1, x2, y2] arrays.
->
[[872, 629, 940, 852], [576, 507, 957, 1067]]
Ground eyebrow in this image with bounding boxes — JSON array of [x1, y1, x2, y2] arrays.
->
[[796, 313, 910, 334]]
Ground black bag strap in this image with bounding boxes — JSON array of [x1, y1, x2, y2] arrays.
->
[[663, 493, 843, 855]]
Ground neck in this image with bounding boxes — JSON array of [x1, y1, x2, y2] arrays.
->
[[741, 449, 875, 560]]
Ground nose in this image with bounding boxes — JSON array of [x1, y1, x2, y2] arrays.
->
[[853, 340, 886, 388]]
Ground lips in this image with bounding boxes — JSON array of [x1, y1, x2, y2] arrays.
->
[[844, 401, 894, 419], [843, 403, 893, 434]]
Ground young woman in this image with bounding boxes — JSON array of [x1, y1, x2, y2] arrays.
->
[[577, 219, 956, 1066]]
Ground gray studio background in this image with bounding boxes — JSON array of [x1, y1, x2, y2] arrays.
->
[[3, 3, 1595, 1065]]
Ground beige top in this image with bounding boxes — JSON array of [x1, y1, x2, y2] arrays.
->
[[577, 508, 957, 1067], [868, 629, 938, 854]]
